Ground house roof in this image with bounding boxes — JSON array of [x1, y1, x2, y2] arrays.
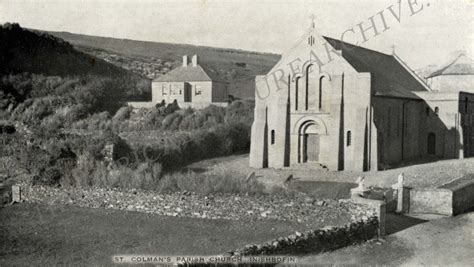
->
[[323, 36, 430, 99], [154, 63, 225, 83], [427, 54, 474, 78]]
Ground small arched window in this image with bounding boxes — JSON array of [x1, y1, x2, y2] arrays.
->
[[319, 76, 325, 110], [435, 107, 439, 115], [271, 130, 275, 145], [346, 131, 352, 147], [295, 77, 301, 111], [465, 97, 468, 113], [425, 107, 430, 116]]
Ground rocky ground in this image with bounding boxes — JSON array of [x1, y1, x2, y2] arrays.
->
[[19, 183, 372, 228]]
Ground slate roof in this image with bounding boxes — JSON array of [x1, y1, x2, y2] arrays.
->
[[324, 36, 430, 99], [154, 63, 225, 83], [427, 54, 474, 78]]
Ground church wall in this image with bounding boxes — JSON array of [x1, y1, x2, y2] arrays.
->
[[250, 67, 375, 171], [249, 76, 269, 168], [372, 97, 426, 167], [417, 92, 464, 159], [343, 73, 372, 171]]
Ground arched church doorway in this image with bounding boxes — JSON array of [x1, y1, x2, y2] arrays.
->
[[300, 121, 321, 163], [427, 132, 436, 155]]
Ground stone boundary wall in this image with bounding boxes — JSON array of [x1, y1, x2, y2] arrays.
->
[[178, 102, 228, 109], [408, 175, 474, 216], [126, 102, 157, 109], [452, 182, 474, 215], [230, 215, 379, 256], [409, 188, 453, 215], [16, 183, 373, 225], [126, 101, 228, 110]]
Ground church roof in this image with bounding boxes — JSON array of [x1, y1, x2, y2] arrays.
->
[[427, 54, 474, 78], [324, 37, 430, 99], [154, 63, 225, 83]]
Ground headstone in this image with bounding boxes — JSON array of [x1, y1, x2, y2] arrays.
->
[[11, 185, 21, 203], [351, 176, 369, 197], [392, 173, 408, 213], [283, 175, 294, 187], [245, 171, 255, 182], [355, 176, 366, 191]]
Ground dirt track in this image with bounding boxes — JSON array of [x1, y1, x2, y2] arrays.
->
[[296, 212, 474, 266]]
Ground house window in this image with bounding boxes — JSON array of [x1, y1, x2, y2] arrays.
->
[[271, 130, 275, 145], [170, 84, 181, 95], [426, 107, 430, 116], [195, 85, 202, 95], [346, 131, 352, 147], [465, 97, 468, 113], [435, 107, 439, 115], [162, 85, 167, 95]]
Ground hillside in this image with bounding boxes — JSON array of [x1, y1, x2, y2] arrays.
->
[[44, 30, 281, 99], [0, 23, 154, 119], [0, 23, 142, 81]]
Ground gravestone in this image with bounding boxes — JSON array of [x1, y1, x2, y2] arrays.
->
[[392, 173, 410, 213], [11, 185, 21, 203], [350, 176, 369, 197]]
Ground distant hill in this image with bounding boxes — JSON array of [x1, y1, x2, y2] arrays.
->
[[0, 23, 151, 112], [0, 23, 145, 82], [44, 30, 281, 99]]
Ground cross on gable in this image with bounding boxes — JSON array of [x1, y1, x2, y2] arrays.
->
[[310, 14, 316, 28]]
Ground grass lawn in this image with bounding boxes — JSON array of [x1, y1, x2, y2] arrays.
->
[[0, 203, 312, 266]]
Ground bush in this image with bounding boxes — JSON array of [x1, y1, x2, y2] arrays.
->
[[33, 167, 61, 187], [113, 106, 133, 121]]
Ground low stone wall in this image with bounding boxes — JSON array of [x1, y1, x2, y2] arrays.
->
[[231, 214, 378, 256], [408, 175, 474, 216], [127, 102, 157, 109], [442, 175, 474, 215], [126, 101, 228, 110], [409, 188, 453, 215], [17, 183, 371, 225], [452, 183, 474, 215], [178, 102, 228, 109]]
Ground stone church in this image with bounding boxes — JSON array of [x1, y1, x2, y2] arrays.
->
[[250, 26, 474, 172]]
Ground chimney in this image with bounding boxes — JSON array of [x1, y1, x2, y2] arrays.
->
[[182, 55, 188, 67], [192, 55, 198, 67]]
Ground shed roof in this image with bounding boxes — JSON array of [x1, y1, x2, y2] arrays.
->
[[427, 54, 474, 78]]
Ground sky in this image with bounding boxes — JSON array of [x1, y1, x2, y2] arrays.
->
[[1, 0, 473, 69]]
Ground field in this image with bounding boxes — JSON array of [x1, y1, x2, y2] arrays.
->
[[0, 203, 321, 266]]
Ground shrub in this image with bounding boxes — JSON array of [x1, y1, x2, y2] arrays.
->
[[32, 167, 61, 187], [113, 106, 133, 121]]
